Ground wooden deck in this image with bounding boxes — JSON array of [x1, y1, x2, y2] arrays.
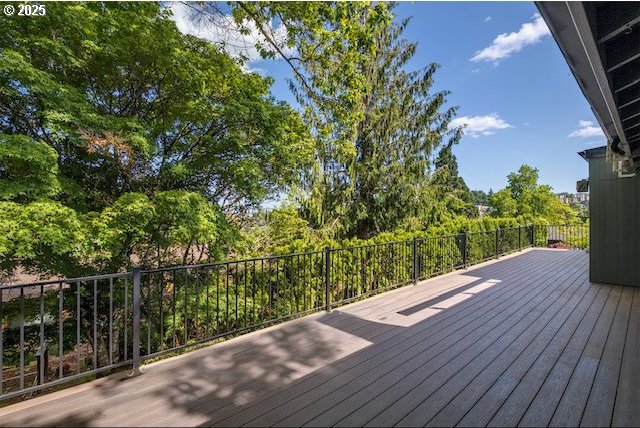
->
[[1, 248, 638, 427]]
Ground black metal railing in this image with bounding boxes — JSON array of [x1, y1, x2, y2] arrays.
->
[[0, 224, 587, 400]]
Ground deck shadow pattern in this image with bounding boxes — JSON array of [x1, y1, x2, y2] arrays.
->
[[0, 249, 638, 427]]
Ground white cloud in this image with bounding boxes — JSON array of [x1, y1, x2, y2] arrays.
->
[[471, 14, 550, 63], [484, 16, 492, 22], [168, 2, 293, 65], [450, 114, 512, 138], [568, 120, 605, 138]]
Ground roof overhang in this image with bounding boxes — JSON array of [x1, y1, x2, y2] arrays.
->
[[579, 145, 607, 160], [537, 2, 640, 172]]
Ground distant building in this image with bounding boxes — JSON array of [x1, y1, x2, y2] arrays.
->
[[557, 192, 589, 206], [475, 204, 491, 217]]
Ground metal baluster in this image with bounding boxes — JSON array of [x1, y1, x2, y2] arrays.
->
[[124, 276, 128, 361], [39, 285, 45, 384], [132, 268, 141, 376], [159, 272, 164, 350], [147, 274, 151, 354], [195, 269, 199, 339], [244, 261, 248, 327], [302, 256, 306, 311], [76, 282, 80, 376], [109, 278, 113, 365], [261, 259, 265, 322], [184, 269, 189, 345], [206, 267, 210, 337], [252, 261, 257, 322], [216, 266, 220, 335], [172, 271, 177, 348], [235, 263, 239, 330], [226, 265, 230, 329], [0, 288, 3, 394], [58, 283, 63, 379], [325, 247, 331, 312], [93, 280, 97, 370]]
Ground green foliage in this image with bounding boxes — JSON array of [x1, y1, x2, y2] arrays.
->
[[0, 2, 312, 278], [0, 2, 581, 284], [490, 165, 580, 224], [0, 200, 86, 275], [470, 189, 491, 206], [0, 134, 61, 201], [429, 143, 478, 223], [255, 3, 463, 239]]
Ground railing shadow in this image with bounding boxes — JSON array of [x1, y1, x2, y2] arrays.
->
[[0, 249, 585, 427]]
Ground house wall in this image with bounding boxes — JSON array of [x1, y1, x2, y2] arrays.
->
[[589, 154, 640, 286]]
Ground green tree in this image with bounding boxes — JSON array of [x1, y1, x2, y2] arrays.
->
[[490, 165, 579, 224], [430, 142, 478, 222], [470, 189, 490, 206], [0, 2, 312, 277], [231, 3, 459, 238]]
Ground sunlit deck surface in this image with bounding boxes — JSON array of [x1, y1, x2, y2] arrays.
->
[[1, 248, 638, 427]]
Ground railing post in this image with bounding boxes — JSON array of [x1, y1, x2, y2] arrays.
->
[[530, 225, 535, 247], [460, 232, 468, 268], [518, 226, 522, 250], [413, 238, 418, 284], [131, 267, 141, 376], [495, 228, 500, 259], [325, 247, 331, 312]]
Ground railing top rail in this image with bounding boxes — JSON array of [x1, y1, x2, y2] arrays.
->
[[334, 239, 413, 252], [0, 223, 581, 288], [141, 248, 327, 275], [0, 271, 131, 290]]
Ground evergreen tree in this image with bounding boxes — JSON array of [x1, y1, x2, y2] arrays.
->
[[274, 4, 460, 238], [431, 142, 478, 222]]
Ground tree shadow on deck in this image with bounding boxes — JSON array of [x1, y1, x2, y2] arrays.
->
[[0, 249, 584, 427]]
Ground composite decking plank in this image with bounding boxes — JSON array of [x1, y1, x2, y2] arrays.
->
[[517, 285, 620, 427], [236, 253, 577, 427], [390, 267, 589, 427], [203, 251, 572, 427], [611, 288, 640, 427], [429, 274, 598, 426], [482, 284, 611, 428], [367, 263, 586, 428], [422, 273, 594, 427], [1, 250, 634, 428], [580, 286, 634, 427], [274, 256, 582, 428], [103, 311, 401, 425], [548, 286, 623, 427], [106, 312, 399, 426], [327, 263, 589, 428], [445, 281, 604, 428]]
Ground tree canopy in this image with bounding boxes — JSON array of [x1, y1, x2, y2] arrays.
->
[[489, 165, 578, 224], [0, 2, 582, 281], [0, 2, 312, 276], [230, 3, 465, 239]]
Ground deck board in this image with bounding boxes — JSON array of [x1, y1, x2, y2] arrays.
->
[[0, 249, 638, 427], [612, 288, 640, 427], [580, 286, 633, 427], [219, 252, 576, 427]]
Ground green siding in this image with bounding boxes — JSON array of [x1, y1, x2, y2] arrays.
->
[[589, 155, 640, 286]]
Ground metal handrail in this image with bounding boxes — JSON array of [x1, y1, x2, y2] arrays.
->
[[0, 224, 588, 400]]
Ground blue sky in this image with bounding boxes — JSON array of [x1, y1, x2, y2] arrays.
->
[[173, 2, 607, 194]]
